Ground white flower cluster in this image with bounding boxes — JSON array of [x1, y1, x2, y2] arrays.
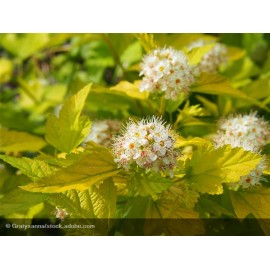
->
[[84, 120, 121, 147], [112, 117, 179, 178], [55, 207, 68, 221], [215, 112, 270, 152], [213, 112, 270, 188], [139, 47, 195, 101], [187, 40, 227, 74]]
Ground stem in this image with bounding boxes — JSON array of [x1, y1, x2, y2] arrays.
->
[[101, 34, 126, 73], [169, 112, 173, 124], [159, 96, 166, 116], [136, 100, 145, 116]]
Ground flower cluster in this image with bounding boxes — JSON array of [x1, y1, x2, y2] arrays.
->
[[84, 120, 122, 147], [213, 112, 270, 188], [112, 116, 179, 178], [215, 112, 270, 152], [54, 207, 68, 221], [139, 47, 195, 101], [187, 40, 227, 74]]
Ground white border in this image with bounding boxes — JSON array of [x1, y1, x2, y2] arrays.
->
[[0, 0, 269, 32], [1, 1, 269, 267], [0, 236, 269, 269]]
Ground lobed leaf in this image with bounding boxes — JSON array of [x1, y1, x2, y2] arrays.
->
[[20, 144, 120, 193], [128, 171, 173, 198], [49, 179, 117, 219], [183, 145, 262, 194], [45, 84, 91, 153], [0, 128, 46, 153], [0, 154, 59, 181]]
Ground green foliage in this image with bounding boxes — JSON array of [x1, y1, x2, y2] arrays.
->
[[0, 33, 50, 60], [45, 84, 91, 153], [20, 144, 120, 193], [1, 33, 270, 235], [182, 145, 262, 194], [0, 58, 13, 83], [187, 43, 216, 65], [191, 74, 261, 103], [231, 188, 270, 234], [49, 179, 117, 219], [0, 189, 47, 216], [145, 184, 204, 235], [0, 128, 46, 152], [134, 33, 157, 52], [0, 154, 59, 181], [110, 80, 149, 100], [128, 171, 173, 198]]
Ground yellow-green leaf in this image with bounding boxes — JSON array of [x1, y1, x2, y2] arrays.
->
[[134, 33, 157, 52], [230, 187, 270, 234], [0, 33, 50, 60], [129, 171, 173, 198], [49, 179, 117, 219], [45, 84, 91, 153], [20, 144, 119, 193], [155, 34, 217, 50], [191, 74, 269, 111], [0, 128, 46, 152], [187, 43, 216, 65], [183, 145, 262, 194], [227, 46, 246, 61], [0, 189, 47, 216], [175, 137, 212, 148], [0, 154, 59, 181], [110, 80, 149, 100], [195, 95, 219, 116], [231, 188, 270, 219], [0, 58, 13, 83], [145, 185, 204, 235]]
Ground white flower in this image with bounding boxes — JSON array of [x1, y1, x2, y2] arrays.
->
[[213, 135, 257, 153], [55, 207, 68, 221], [139, 47, 195, 101], [112, 116, 179, 177], [213, 112, 270, 188], [84, 120, 121, 147], [238, 158, 267, 188], [187, 40, 228, 74], [215, 112, 270, 151]]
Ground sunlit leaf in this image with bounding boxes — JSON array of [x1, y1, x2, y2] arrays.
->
[[183, 145, 262, 194], [0, 58, 13, 83], [0, 128, 46, 152], [45, 84, 91, 153], [0, 154, 59, 181], [134, 33, 157, 52], [191, 73, 269, 111], [175, 137, 212, 148], [110, 80, 149, 100], [145, 185, 204, 235], [49, 179, 117, 219], [20, 144, 119, 193], [187, 43, 215, 65], [128, 171, 173, 198], [0, 33, 50, 60]]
